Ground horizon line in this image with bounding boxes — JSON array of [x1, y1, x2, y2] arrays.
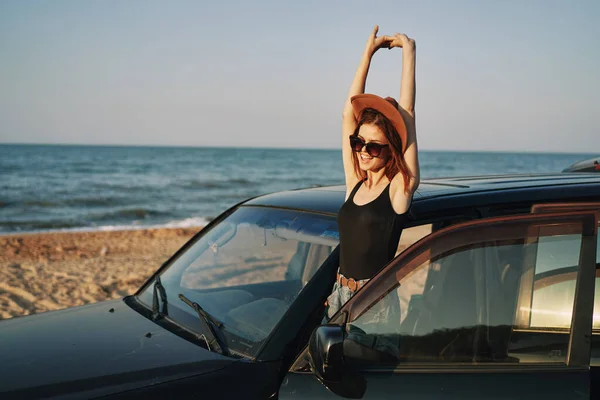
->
[[0, 141, 597, 156]]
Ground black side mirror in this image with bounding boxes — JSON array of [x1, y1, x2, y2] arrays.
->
[[308, 325, 366, 399], [308, 324, 345, 383]]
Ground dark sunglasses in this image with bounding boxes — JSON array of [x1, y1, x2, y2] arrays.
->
[[349, 136, 389, 157]]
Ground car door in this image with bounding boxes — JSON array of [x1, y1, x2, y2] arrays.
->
[[530, 202, 600, 399], [279, 211, 597, 399]]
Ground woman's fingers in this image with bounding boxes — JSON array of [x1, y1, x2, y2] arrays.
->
[[368, 26, 412, 54], [372, 25, 379, 37], [374, 36, 392, 49], [388, 33, 412, 48], [374, 35, 388, 44], [367, 25, 378, 46], [366, 25, 388, 54], [397, 33, 409, 42]]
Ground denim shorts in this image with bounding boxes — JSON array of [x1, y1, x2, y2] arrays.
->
[[324, 272, 402, 358], [325, 277, 370, 320]]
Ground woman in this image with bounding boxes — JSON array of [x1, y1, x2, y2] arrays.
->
[[326, 25, 420, 321]]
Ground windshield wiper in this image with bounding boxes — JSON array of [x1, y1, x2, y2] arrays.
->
[[178, 293, 228, 355], [151, 275, 168, 320]]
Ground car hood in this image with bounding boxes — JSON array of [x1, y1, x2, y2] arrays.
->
[[0, 299, 236, 399]]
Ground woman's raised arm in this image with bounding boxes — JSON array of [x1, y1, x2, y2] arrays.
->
[[341, 26, 392, 191], [391, 34, 420, 196]]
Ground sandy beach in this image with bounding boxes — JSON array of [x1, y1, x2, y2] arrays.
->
[[0, 223, 431, 320], [0, 228, 199, 320]]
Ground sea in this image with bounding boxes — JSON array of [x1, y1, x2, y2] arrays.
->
[[0, 144, 595, 234]]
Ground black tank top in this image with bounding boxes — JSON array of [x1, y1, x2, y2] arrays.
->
[[337, 180, 408, 280]]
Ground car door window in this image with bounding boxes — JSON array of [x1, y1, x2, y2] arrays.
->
[[344, 213, 597, 367], [521, 233, 598, 330], [395, 223, 432, 256], [530, 203, 600, 365]]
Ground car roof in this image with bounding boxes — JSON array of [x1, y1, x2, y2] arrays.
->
[[243, 173, 600, 217]]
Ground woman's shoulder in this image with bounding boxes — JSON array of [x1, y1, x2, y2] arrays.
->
[[344, 176, 363, 201]]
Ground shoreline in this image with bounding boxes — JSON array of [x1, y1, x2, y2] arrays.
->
[[0, 224, 207, 238]]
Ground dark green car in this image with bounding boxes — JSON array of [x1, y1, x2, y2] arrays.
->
[[1, 172, 600, 399]]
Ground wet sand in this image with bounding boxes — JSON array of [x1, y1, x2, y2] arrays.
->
[[0, 228, 199, 319]]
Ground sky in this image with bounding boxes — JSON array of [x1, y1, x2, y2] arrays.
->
[[0, 0, 598, 152]]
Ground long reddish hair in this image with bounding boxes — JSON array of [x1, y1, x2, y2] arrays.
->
[[351, 102, 412, 192]]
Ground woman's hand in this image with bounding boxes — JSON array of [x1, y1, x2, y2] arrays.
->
[[364, 25, 392, 57], [389, 33, 416, 50]]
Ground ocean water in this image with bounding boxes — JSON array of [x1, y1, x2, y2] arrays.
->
[[0, 144, 595, 234]]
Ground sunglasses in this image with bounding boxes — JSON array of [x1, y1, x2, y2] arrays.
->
[[349, 136, 389, 158]]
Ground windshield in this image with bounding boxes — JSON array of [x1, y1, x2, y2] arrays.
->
[[137, 206, 338, 358]]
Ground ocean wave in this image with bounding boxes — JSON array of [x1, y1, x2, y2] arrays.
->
[[11, 197, 129, 208], [181, 178, 254, 190], [423, 164, 457, 172], [162, 216, 212, 228], [116, 208, 154, 219], [88, 217, 210, 232], [21, 200, 60, 207], [0, 163, 23, 173], [82, 216, 210, 232], [91, 207, 170, 221], [0, 220, 82, 232], [282, 178, 342, 187], [68, 166, 103, 174], [0, 216, 210, 235], [88, 182, 151, 193]]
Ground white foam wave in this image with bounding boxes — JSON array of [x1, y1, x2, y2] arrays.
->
[[1, 217, 210, 236], [161, 217, 211, 228], [88, 216, 210, 232]]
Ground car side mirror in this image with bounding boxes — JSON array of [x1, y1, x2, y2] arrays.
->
[[308, 324, 345, 382], [308, 325, 367, 399]]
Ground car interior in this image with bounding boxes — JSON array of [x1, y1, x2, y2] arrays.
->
[[345, 224, 583, 365], [180, 237, 335, 345]]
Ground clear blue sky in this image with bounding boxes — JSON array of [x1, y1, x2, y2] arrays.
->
[[0, 0, 598, 152]]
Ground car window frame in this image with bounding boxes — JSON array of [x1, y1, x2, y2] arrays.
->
[[530, 203, 600, 367], [338, 210, 598, 370]]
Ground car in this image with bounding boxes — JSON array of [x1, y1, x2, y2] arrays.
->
[[1, 172, 600, 399], [563, 156, 600, 173]]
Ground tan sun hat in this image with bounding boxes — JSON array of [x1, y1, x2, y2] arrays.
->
[[350, 93, 408, 154]]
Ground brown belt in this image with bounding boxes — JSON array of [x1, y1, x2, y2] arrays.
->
[[336, 273, 366, 292]]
